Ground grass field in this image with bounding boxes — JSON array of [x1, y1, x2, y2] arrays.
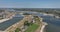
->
[[25, 24, 39, 32]]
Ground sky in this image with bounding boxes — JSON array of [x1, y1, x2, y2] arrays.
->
[[0, 0, 60, 8]]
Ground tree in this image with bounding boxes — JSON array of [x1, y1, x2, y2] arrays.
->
[[15, 28, 20, 32], [23, 13, 30, 15]]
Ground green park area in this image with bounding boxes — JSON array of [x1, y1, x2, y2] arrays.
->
[[25, 24, 39, 32], [15, 28, 20, 32]]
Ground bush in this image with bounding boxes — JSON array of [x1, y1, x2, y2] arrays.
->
[[15, 28, 20, 32]]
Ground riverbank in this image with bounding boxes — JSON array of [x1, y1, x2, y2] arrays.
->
[[35, 22, 47, 32], [42, 13, 60, 18], [0, 14, 15, 23], [0, 17, 13, 23], [40, 22, 47, 32], [18, 11, 60, 18]]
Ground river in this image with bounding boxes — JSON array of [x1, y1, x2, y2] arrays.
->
[[0, 14, 24, 31], [21, 11, 60, 32]]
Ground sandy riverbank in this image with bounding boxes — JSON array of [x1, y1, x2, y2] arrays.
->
[[0, 14, 15, 23], [0, 17, 12, 23], [40, 22, 48, 32], [0, 18, 10, 23]]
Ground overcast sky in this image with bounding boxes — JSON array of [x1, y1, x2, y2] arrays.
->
[[0, 0, 60, 8]]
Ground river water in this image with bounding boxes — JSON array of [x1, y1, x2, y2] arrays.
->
[[23, 11, 60, 32], [1, 11, 57, 32], [37, 15, 60, 32], [0, 14, 24, 31]]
